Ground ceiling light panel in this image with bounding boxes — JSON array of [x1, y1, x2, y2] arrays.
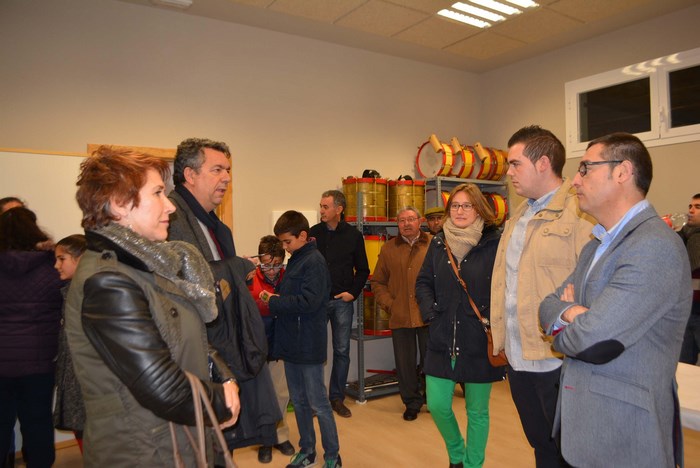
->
[[438, 9, 491, 28], [453, 2, 506, 22], [505, 0, 539, 8], [469, 0, 521, 16]]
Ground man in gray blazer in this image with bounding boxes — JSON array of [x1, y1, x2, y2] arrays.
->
[[540, 133, 691, 467], [168, 137, 236, 261]]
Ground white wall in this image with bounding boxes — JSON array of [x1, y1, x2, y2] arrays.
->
[[0, 151, 85, 241], [0, 0, 482, 256], [1, 0, 479, 408], [478, 4, 700, 213]]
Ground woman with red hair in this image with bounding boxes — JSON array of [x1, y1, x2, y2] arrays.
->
[[66, 146, 240, 466]]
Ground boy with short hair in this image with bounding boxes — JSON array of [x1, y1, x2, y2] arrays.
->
[[248, 235, 295, 463], [260, 210, 341, 468]]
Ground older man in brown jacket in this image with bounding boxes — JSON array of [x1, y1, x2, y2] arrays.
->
[[371, 207, 431, 421]]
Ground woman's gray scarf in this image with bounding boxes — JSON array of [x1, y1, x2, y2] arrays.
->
[[442, 216, 484, 262], [96, 222, 217, 323]]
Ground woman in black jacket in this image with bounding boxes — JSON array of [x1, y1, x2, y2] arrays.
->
[[65, 146, 240, 466], [416, 183, 505, 468]]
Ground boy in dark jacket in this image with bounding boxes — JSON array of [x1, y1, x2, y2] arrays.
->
[[260, 210, 341, 468]]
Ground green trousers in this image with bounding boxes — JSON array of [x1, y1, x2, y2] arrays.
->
[[426, 374, 492, 468]]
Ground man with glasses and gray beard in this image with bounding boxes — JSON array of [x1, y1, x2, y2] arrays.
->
[[371, 207, 431, 422]]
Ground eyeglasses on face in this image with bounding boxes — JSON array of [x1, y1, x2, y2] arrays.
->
[[397, 217, 418, 224], [449, 203, 473, 212], [577, 160, 624, 177], [260, 263, 283, 271]]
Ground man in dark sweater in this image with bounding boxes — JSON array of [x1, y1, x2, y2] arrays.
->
[[309, 190, 370, 418], [679, 193, 700, 364]]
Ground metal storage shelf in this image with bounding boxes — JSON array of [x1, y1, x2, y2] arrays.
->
[[429, 175, 506, 186], [345, 191, 399, 403], [344, 177, 509, 402], [424, 176, 508, 210], [350, 328, 391, 341]]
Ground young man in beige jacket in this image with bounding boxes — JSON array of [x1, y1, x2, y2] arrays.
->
[[490, 126, 593, 467]]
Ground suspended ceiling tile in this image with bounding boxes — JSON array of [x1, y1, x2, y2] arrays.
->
[[224, 0, 273, 7], [446, 31, 525, 60], [383, 0, 454, 14], [335, 0, 430, 37], [547, 0, 653, 23], [268, 0, 367, 23], [118, 0, 700, 72], [394, 15, 480, 48], [492, 7, 584, 44]]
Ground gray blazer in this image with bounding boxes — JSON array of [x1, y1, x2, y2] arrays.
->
[[540, 204, 691, 468], [168, 190, 216, 262]]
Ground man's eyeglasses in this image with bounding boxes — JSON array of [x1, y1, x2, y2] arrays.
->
[[577, 160, 623, 177], [450, 203, 473, 212], [398, 217, 418, 224], [260, 263, 283, 271]]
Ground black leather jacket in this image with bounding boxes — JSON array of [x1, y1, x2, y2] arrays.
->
[[72, 232, 232, 427]]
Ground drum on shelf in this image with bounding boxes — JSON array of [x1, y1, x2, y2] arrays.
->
[[450, 145, 477, 179], [413, 180, 425, 215], [474, 142, 508, 181], [343, 177, 388, 221], [388, 179, 413, 220], [484, 192, 508, 226], [363, 290, 391, 336], [388, 179, 426, 219], [490, 149, 508, 181], [441, 191, 450, 207], [474, 142, 495, 180], [364, 234, 386, 275], [343, 177, 358, 219], [416, 140, 453, 178]]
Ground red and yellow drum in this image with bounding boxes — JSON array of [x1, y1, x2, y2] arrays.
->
[[474, 142, 508, 181], [343, 177, 388, 221], [413, 180, 425, 215], [416, 137, 454, 178], [364, 234, 386, 275], [484, 192, 508, 226], [388, 179, 413, 220], [363, 290, 391, 336], [441, 191, 450, 207], [490, 149, 508, 181], [450, 145, 477, 179]]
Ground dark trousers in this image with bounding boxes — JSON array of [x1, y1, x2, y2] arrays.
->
[[507, 365, 568, 468], [327, 299, 354, 401], [391, 326, 428, 411], [0, 373, 55, 468], [679, 304, 700, 364]]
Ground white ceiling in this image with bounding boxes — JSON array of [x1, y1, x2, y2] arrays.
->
[[117, 0, 700, 72]]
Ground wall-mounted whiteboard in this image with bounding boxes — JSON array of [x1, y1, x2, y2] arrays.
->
[[0, 150, 86, 241]]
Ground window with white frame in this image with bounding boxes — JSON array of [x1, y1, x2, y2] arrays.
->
[[565, 47, 700, 157]]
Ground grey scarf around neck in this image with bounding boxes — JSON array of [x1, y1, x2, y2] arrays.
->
[[442, 216, 484, 262], [96, 222, 218, 323]]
